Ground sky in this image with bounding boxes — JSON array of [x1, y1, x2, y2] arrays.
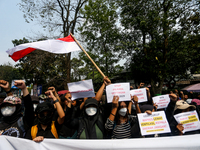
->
[[0, 0, 41, 66], [0, 0, 126, 68]]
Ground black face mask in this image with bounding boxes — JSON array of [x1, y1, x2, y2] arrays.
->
[[140, 85, 145, 88], [38, 113, 53, 125]]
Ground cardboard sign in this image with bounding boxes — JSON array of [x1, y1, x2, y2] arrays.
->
[[152, 94, 170, 109], [67, 79, 95, 100], [174, 110, 200, 133], [106, 83, 130, 103], [130, 88, 147, 103], [137, 111, 171, 136]]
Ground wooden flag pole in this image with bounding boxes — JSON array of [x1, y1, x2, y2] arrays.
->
[[70, 33, 106, 78]]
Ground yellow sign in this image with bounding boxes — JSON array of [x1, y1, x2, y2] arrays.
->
[[141, 121, 155, 127], [153, 116, 163, 121]]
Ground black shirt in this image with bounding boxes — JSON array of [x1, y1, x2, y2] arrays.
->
[[25, 120, 62, 139], [0, 94, 34, 138]]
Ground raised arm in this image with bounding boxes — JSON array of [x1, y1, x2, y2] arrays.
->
[[131, 95, 141, 114], [14, 80, 34, 129], [109, 96, 119, 121], [0, 80, 13, 96], [48, 87, 61, 103], [45, 90, 65, 125], [95, 76, 111, 102]]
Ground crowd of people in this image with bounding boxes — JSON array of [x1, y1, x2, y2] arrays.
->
[[0, 77, 200, 143]]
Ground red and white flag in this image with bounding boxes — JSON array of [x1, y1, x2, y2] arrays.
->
[[6, 35, 81, 62]]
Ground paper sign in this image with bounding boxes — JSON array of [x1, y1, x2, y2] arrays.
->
[[137, 111, 171, 136], [152, 94, 170, 109], [130, 88, 147, 103], [174, 110, 200, 133], [106, 83, 130, 103], [67, 79, 95, 100]]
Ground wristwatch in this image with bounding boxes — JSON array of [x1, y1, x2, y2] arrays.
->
[[53, 99, 59, 104]]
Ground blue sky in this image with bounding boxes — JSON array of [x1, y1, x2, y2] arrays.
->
[[0, 0, 125, 68], [0, 0, 40, 66]]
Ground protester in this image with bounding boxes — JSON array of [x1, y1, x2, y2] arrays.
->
[[0, 80, 34, 138], [64, 97, 105, 139], [25, 90, 65, 142], [105, 95, 140, 139], [170, 100, 199, 136], [59, 91, 84, 138]]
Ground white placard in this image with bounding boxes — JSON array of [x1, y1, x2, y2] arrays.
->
[[174, 110, 200, 133], [67, 79, 95, 100], [106, 83, 130, 103], [152, 94, 170, 109], [130, 88, 147, 103], [137, 111, 171, 136]]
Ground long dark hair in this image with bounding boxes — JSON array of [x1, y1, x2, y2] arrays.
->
[[115, 101, 129, 125]]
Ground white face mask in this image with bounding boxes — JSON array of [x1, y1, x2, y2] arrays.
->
[[1, 106, 16, 116], [118, 108, 127, 116], [85, 107, 97, 116]]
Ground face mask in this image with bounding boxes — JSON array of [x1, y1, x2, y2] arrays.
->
[[38, 112, 53, 125], [33, 104, 38, 111], [1, 106, 16, 116], [85, 107, 97, 116], [118, 108, 127, 116]]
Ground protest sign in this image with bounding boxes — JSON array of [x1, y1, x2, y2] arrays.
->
[[67, 79, 95, 100], [106, 83, 130, 103], [137, 111, 171, 136], [174, 110, 200, 133], [152, 94, 170, 109], [130, 88, 147, 103]]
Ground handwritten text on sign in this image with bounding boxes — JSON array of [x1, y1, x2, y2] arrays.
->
[[106, 83, 130, 103], [67, 79, 95, 100], [174, 110, 200, 133], [130, 88, 147, 103], [152, 94, 170, 109], [137, 111, 171, 136]]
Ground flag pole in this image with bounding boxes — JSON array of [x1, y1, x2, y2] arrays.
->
[[70, 33, 106, 78]]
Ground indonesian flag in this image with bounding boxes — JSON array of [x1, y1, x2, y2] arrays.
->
[[6, 35, 81, 62]]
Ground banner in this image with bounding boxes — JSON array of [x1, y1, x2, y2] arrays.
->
[[137, 111, 171, 136], [152, 94, 170, 109], [174, 110, 200, 133], [130, 88, 147, 103], [1, 135, 200, 150], [67, 79, 95, 100], [106, 83, 130, 103]]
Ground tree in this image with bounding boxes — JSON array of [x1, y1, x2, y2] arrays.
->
[[0, 63, 22, 84], [118, 0, 200, 95], [79, 0, 124, 81], [19, 0, 88, 88]]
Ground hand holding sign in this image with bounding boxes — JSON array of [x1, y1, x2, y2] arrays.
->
[[112, 95, 119, 108]]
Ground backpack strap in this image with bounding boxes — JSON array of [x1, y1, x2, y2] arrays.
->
[[31, 121, 58, 139], [31, 125, 38, 140], [51, 121, 58, 139]]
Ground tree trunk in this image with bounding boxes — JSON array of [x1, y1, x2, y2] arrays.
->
[[150, 78, 164, 96]]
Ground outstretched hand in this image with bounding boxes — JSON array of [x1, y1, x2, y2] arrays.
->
[[112, 95, 119, 108]]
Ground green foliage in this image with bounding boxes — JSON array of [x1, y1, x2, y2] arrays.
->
[[79, 0, 124, 85], [118, 0, 200, 94], [0, 63, 22, 84]]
